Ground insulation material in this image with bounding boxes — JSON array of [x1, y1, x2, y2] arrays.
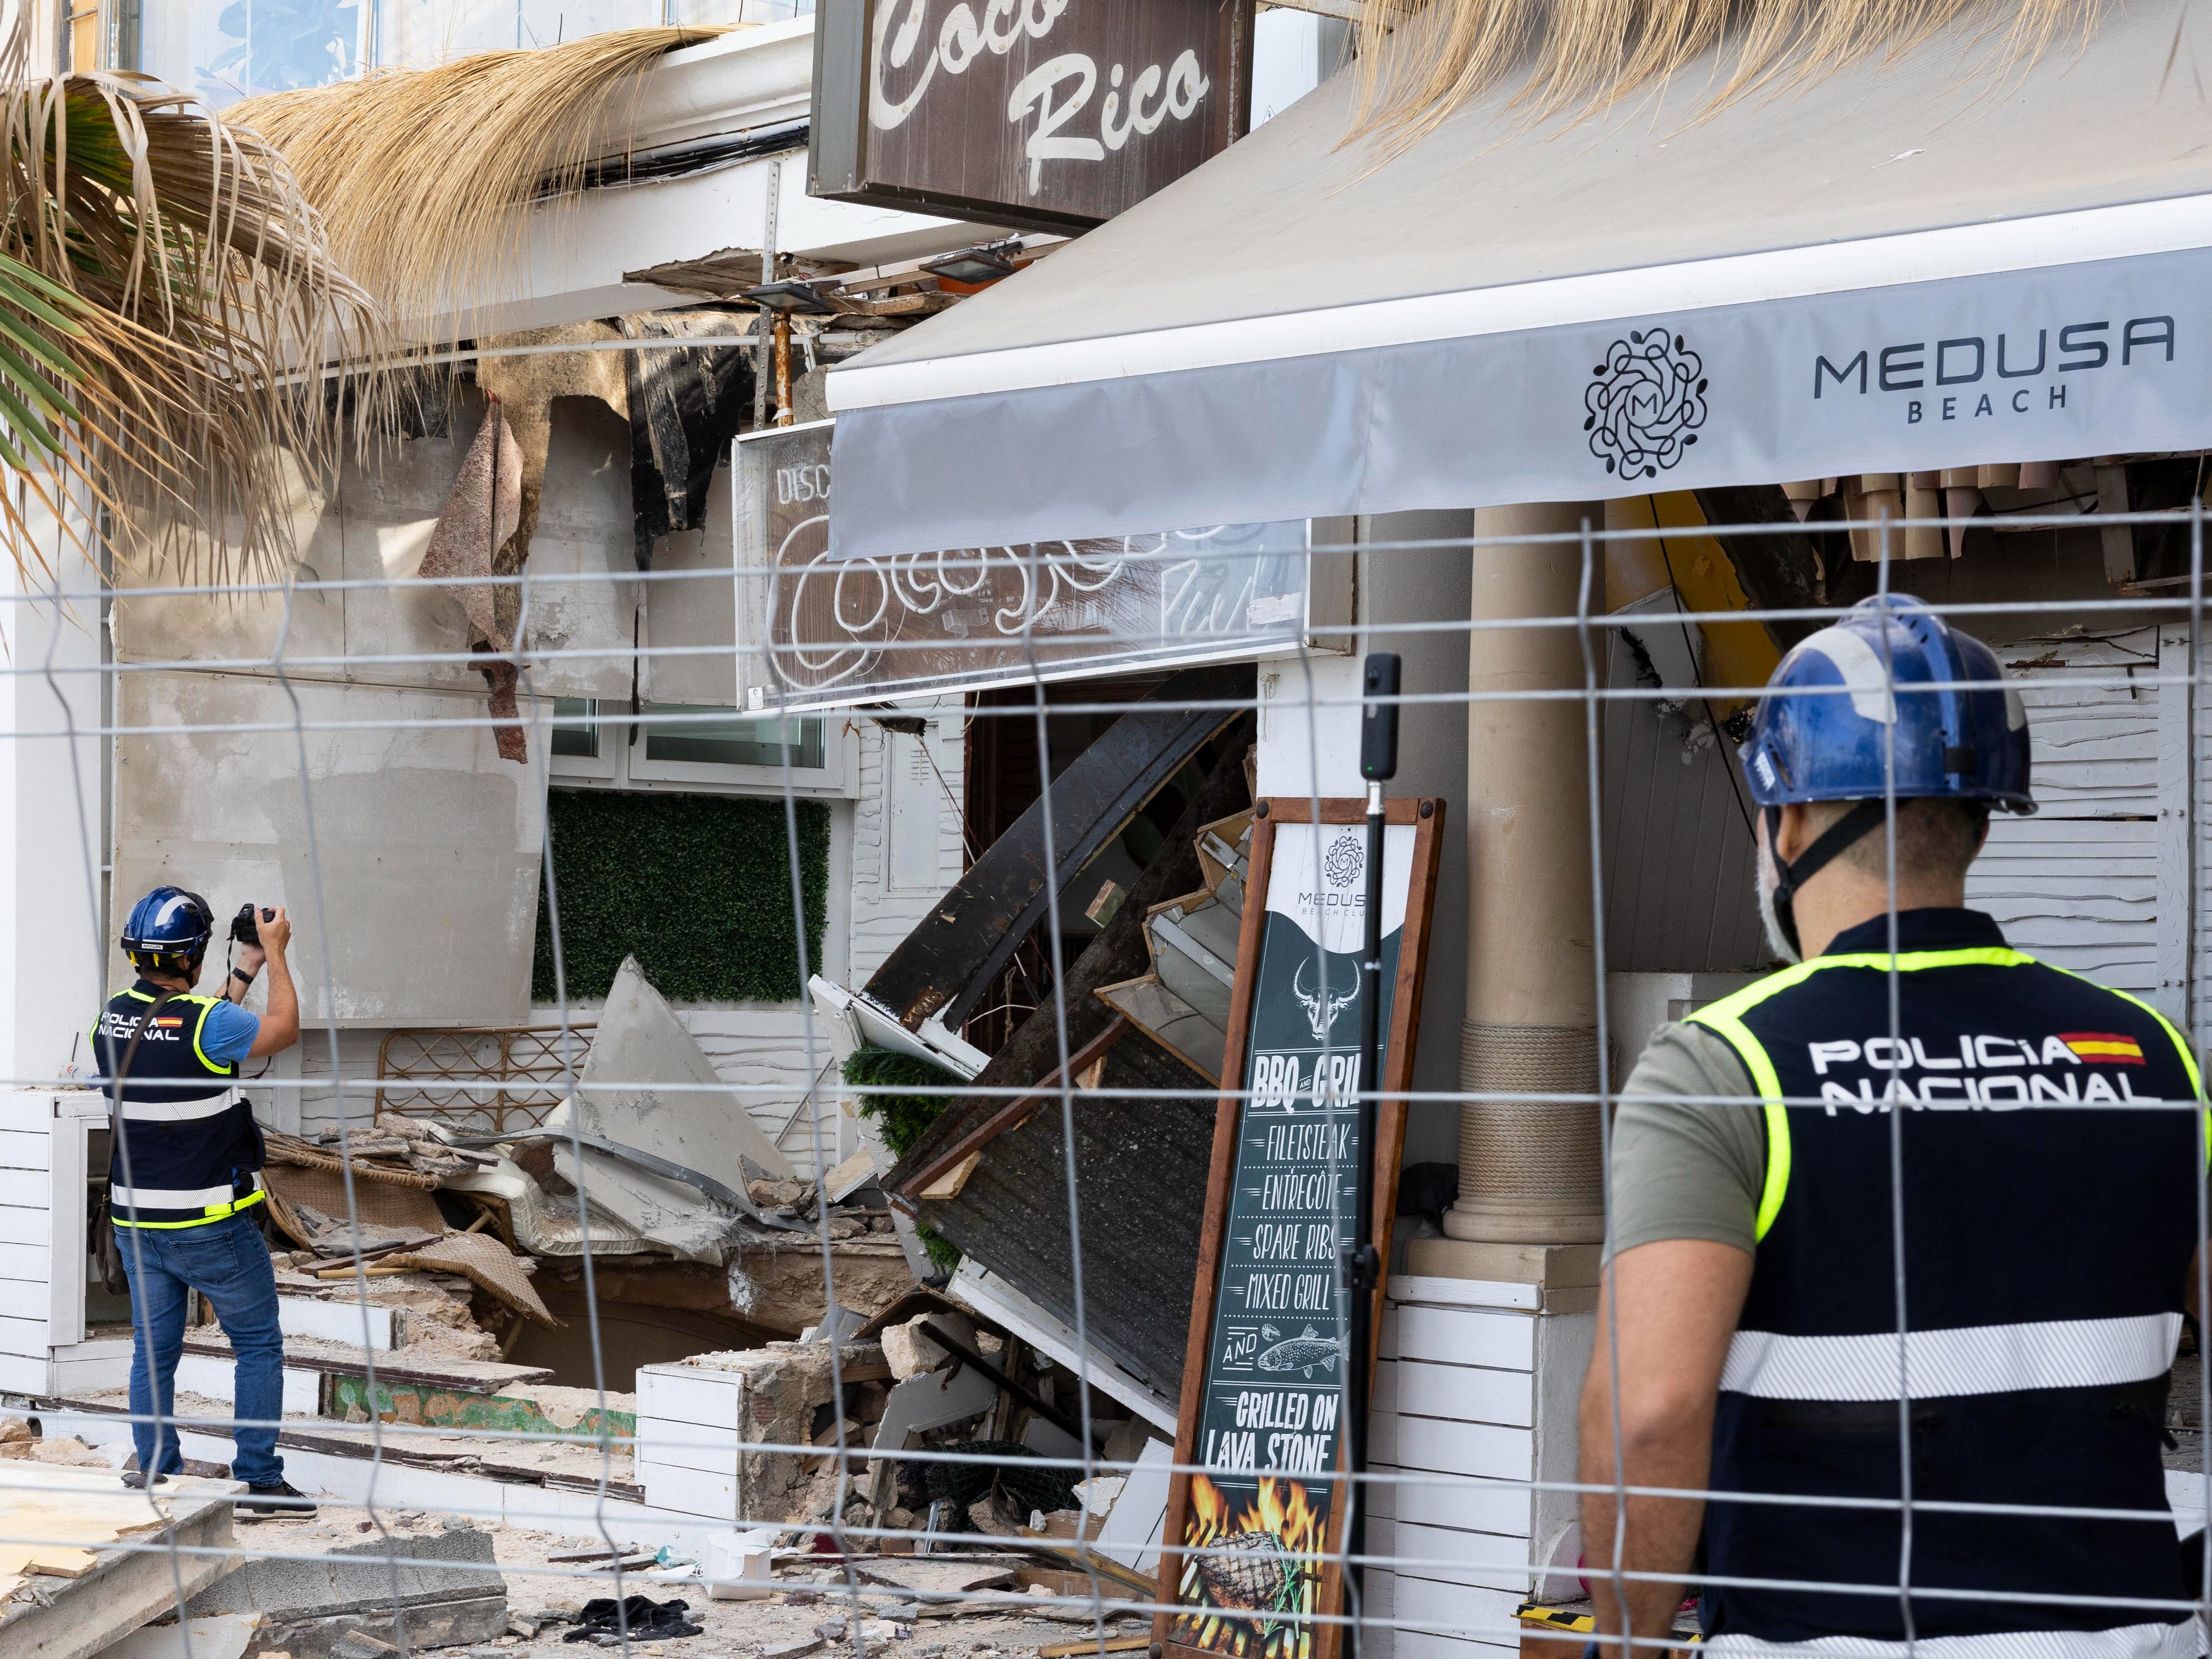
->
[[440, 1149, 660, 1258], [574, 956, 796, 1186], [419, 400, 527, 760], [474, 321, 629, 562], [387, 1229, 556, 1328], [261, 1162, 448, 1249], [620, 313, 753, 569]]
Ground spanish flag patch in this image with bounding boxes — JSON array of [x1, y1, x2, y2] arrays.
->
[[152, 1016, 184, 1028], [2061, 1032, 2145, 1066]]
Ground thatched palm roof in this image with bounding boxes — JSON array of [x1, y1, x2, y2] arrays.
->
[[1348, 0, 2102, 154]]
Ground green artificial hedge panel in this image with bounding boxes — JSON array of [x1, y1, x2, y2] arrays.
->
[[843, 1045, 963, 1274], [533, 789, 830, 1003]]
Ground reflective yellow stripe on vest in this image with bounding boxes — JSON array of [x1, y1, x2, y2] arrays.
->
[[1684, 946, 2210, 1243], [110, 1188, 264, 1229]]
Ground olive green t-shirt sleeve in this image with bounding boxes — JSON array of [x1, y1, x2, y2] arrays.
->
[[1605, 1021, 1768, 1261]]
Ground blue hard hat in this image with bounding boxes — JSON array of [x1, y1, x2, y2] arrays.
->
[[120, 886, 213, 970], [1743, 596, 2034, 815]]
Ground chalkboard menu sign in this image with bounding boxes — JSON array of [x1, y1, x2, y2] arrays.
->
[[1157, 799, 1446, 1659]]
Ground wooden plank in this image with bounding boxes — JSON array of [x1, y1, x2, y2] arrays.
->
[[637, 1459, 738, 1522], [0, 1208, 53, 1248], [0, 1279, 53, 1325], [1385, 1276, 1538, 1313], [1392, 1304, 1535, 1372], [0, 1098, 56, 1135], [0, 1313, 51, 1360], [1370, 1463, 1531, 1539], [917, 1150, 982, 1201], [1373, 1359, 1534, 1430], [1371, 1564, 1526, 1647], [634, 1367, 747, 1429], [1370, 1414, 1533, 1482], [0, 1352, 47, 1394], [634, 1417, 740, 1477], [1372, 1519, 1537, 1597], [0, 1170, 51, 1210], [0, 1131, 54, 1173], [47, 1117, 83, 1348], [1038, 1638, 1151, 1659], [0, 1245, 53, 1287]]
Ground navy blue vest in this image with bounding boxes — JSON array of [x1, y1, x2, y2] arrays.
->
[[1687, 910, 2203, 1650], [92, 982, 265, 1228]]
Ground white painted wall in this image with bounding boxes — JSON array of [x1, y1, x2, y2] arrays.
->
[[0, 528, 106, 1089]]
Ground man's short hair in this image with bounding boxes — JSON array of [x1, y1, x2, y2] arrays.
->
[[1806, 797, 1990, 881]]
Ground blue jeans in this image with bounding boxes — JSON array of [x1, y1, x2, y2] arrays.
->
[[115, 1214, 285, 1487]]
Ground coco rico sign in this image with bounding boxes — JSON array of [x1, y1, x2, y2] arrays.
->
[[810, 0, 1253, 232]]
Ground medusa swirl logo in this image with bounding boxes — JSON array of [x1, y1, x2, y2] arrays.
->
[[1323, 832, 1363, 889], [1584, 328, 1709, 478]]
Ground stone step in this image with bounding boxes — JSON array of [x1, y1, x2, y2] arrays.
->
[[182, 1332, 552, 1393]]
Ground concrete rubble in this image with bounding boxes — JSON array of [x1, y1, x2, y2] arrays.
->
[[184, 1521, 510, 1659]]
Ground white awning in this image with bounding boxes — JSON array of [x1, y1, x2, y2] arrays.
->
[[826, 0, 2212, 559]]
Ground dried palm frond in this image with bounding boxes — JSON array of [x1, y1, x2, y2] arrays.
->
[[230, 26, 729, 350], [1346, 0, 2103, 158], [0, 15, 378, 586]]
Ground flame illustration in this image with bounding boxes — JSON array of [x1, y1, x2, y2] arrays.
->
[[1175, 1475, 1332, 1659]]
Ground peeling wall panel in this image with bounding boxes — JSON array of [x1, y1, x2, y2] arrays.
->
[[113, 394, 637, 702], [113, 673, 544, 1028]]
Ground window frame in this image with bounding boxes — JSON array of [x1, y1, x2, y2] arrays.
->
[[545, 698, 854, 799]]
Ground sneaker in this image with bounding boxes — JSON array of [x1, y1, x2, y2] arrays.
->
[[242, 1480, 318, 1517], [120, 1470, 176, 1492]]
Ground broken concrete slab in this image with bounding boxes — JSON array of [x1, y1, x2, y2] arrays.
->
[[551, 1136, 739, 1264], [868, 1364, 997, 1460], [0, 1479, 238, 1659], [576, 956, 795, 1186], [185, 1523, 507, 1659]]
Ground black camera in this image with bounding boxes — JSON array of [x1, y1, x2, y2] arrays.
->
[[230, 903, 274, 946]]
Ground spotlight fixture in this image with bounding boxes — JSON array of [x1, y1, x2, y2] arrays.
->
[[919, 243, 1022, 288], [743, 278, 838, 316]]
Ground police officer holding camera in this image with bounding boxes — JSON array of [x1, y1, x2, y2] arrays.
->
[[93, 887, 315, 1514]]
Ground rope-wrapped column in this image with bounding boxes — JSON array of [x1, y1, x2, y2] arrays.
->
[[1444, 503, 1607, 1245]]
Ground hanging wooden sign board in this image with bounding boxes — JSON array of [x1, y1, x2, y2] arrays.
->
[[1154, 795, 1447, 1659]]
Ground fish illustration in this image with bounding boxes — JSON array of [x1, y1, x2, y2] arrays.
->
[[1256, 1326, 1341, 1377]]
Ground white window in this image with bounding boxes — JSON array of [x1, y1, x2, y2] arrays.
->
[[546, 698, 851, 797]]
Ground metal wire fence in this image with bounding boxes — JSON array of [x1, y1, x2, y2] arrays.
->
[[0, 498, 2202, 1659]]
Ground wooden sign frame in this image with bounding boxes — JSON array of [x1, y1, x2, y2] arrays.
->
[[1153, 795, 1448, 1659], [808, 0, 1256, 234]]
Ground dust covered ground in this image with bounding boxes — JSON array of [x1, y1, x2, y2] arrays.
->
[[238, 1506, 1155, 1659]]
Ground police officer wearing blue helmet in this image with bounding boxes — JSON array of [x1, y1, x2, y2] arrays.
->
[[1578, 596, 2207, 1659], [95, 886, 316, 1515]]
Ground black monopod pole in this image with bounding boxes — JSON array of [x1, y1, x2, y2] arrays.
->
[[1340, 652, 1399, 1659]]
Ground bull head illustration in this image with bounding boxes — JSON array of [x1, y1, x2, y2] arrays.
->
[[1292, 958, 1357, 1042]]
